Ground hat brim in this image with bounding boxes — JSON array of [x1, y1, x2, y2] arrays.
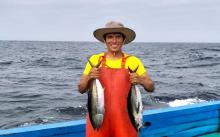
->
[[93, 27, 136, 45]]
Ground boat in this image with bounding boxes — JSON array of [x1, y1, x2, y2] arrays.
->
[[1, 101, 220, 137]]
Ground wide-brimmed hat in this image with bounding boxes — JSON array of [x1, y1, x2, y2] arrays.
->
[[93, 21, 136, 45]]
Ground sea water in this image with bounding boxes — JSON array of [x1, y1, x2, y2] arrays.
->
[[0, 41, 220, 129]]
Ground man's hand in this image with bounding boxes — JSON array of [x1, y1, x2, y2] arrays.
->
[[129, 72, 140, 85], [89, 67, 100, 80], [129, 72, 155, 92]]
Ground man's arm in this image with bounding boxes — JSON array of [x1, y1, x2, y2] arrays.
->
[[139, 73, 154, 92], [130, 72, 154, 92], [78, 68, 100, 94], [78, 75, 90, 94]]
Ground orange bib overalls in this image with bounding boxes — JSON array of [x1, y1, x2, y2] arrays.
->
[[86, 53, 137, 137]]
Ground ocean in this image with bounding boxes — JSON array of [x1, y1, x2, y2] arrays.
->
[[0, 40, 220, 129]]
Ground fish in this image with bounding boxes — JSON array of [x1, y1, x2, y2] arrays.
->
[[127, 66, 143, 132], [127, 85, 143, 131], [87, 59, 105, 130]]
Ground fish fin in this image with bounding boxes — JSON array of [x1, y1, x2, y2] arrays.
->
[[136, 101, 140, 113], [134, 65, 139, 72], [96, 58, 103, 68], [128, 65, 139, 73], [88, 58, 103, 68], [128, 66, 133, 73], [88, 58, 95, 68]]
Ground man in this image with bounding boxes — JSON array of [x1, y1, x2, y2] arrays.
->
[[78, 21, 154, 137]]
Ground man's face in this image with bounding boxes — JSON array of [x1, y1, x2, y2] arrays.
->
[[105, 33, 125, 53]]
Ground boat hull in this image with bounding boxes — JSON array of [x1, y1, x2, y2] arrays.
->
[[1, 101, 220, 137]]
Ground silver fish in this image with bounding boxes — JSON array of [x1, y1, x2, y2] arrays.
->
[[128, 84, 143, 131], [87, 59, 105, 130], [127, 66, 143, 131], [88, 79, 105, 129]]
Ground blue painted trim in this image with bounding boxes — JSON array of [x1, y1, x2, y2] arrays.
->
[[170, 125, 219, 137], [143, 110, 219, 130], [0, 120, 86, 137], [1, 101, 220, 137], [141, 118, 219, 136]]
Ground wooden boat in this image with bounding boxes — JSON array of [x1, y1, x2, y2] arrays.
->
[[1, 101, 220, 137]]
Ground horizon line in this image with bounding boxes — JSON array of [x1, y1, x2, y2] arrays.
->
[[0, 39, 220, 44]]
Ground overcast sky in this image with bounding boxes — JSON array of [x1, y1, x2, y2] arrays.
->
[[1, 0, 220, 42]]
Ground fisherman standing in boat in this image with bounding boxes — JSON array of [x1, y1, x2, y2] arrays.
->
[[78, 21, 154, 137]]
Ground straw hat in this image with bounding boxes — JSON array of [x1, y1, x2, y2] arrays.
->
[[93, 21, 136, 44]]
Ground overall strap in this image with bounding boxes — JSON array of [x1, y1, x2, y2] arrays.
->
[[121, 53, 126, 68], [101, 53, 107, 67], [97, 54, 104, 68]]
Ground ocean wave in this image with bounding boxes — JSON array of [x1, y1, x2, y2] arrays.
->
[[0, 61, 13, 65], [26, 57, 84, 70], [153, 95, 180, 102], [55, 106, 87, 116], [195, 91, 220, 100], [7, 99, 36, 103], [194, 56, 215, 61], [178, 82, 204, 87], [30, 57, 58, 67], [202, 48, 220, 52], [168, 97, 207, 107], [10, 93, 44, 99], [15, 118, 51, 129], [2, 106, 36, 117], [175, 62, 220, 69]]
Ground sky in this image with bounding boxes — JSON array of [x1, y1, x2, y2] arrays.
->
[[0, 0, 220, 42]]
